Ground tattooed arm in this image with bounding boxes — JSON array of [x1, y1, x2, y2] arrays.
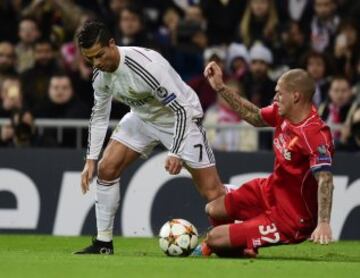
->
[[204, 62, 268, 127], [310, 171, 334, 245]]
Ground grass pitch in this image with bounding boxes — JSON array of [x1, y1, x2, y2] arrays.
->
[[0, 236, 359, 278]]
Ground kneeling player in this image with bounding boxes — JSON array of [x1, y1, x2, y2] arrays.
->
[[194, 63, 335, 257]]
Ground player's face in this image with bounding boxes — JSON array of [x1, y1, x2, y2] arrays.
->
[[80, 39, 119, 72], [274, 79, 293, 117]]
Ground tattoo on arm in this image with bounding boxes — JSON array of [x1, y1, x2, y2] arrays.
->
[[217, 86, 268, 127], [314, 171, 334, 223]]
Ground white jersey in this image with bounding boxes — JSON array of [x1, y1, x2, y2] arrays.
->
[[87, 46, 203, 160]]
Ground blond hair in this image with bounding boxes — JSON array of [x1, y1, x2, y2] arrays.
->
[[240, 0, 279, 47]]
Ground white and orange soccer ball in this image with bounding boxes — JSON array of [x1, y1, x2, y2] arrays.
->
[[159, 219, 199, 257]]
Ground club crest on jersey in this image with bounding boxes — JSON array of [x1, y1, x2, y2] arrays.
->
[[155, 86, 168, 98]]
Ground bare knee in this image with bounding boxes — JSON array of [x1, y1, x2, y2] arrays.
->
[[206, 226, 230, 249], [98, 158, 122, 181]]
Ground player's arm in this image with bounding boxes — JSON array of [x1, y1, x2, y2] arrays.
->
[[204, 61, 268, 127], [81, 86, 112, 194], [311, 170, 334, 244]]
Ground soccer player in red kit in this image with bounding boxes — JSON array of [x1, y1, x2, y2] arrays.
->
[[194, 62, 335, 257]]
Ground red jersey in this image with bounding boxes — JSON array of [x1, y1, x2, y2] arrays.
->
[[260, 103, 334, 230]]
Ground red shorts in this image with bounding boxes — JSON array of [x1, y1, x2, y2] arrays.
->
[[224, 178, 312, 252]]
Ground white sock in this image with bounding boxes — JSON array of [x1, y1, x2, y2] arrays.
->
[[224, 183, 238, 193], [95, 178, 120, 242]]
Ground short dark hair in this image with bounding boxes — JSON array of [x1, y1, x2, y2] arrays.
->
[[330, 75, 350, 86], [76, 21, 112, 49]]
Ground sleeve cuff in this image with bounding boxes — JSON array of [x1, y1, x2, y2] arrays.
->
[[311, 164, 332, 173], [168, 152, 181, 159]]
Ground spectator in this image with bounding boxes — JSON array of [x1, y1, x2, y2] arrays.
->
[[318, 76, 358, 144], [34, 74, 89, 147], [15, 16, 41, 73], [201, 0, 245, 44], [337, 107, 360, 151], [155, 6, 181, 45], [276, 0, 313, 33], [22, 0, 86, 42], [9, 109, 37, 148], [204, 79, 257, 151], [333, 20, 360, 81], [0, 122, 14, 147], [226, 42, 250, 82], [0, 0, 24, 43], [171, 14, 207, 80], [98, 0, 131, 31], [115, 4, 155, 48], [34, 74, 88, 119], [0, 76, 24, 117], [21, 38, 62, 110], [243, 43, 275, 150], [238, 0, 279, 48], [310, 0, 340, 53], [304, 51, 332, 106], [243, 43, 276, 108], [188, 46, 227, 112], [277, 21, 308, 68], [0, 41, 17, 86]]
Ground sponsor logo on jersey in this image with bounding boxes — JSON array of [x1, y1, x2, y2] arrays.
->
[[273, 133, 292, 161], [118, 95, 154, 107]]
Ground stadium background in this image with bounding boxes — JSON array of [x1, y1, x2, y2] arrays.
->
[[1, 0, 360, 241]]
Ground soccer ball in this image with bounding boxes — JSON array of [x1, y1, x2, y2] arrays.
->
[[159, 219, 199, 257]]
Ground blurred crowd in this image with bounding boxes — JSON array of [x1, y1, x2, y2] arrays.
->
[[1, 0, 360, 151]]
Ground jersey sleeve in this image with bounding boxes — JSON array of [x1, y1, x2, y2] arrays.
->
[[260, 103, 282, 127], [86, 74, 112, 160], [124, 51, 193, 157], [304, 126, 334, 173]]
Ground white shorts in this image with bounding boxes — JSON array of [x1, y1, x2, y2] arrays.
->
[[111, 112, 216, 169]]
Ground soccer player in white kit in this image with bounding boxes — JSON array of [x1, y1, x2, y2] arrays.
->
[[74, 21, 227, 254]]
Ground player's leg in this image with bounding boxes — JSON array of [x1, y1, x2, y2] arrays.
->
[[205, 195, 232, 222], [186, 165, 226, 201], [192, 180, 271, 256], [205, 213, 287, 258], [74, 140, 140, 255], [178, 120, 229, 201], [95, 139, 140, 242], [75, 113, 157, 255]]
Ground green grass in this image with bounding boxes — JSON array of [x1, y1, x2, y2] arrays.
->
[[0, 236, 359, 278]]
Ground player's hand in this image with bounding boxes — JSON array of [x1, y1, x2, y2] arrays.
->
[[310, 222, 332, 245], [81, 159, 96, 194], [165, 155, 183, 175], [204, 61, 225, 91]]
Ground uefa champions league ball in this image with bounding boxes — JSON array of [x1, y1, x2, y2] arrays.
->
[[159, 219, 199, 257]]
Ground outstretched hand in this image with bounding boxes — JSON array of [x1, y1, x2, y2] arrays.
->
[[310, 222, 332, 245], [204, 61, 225, 92]]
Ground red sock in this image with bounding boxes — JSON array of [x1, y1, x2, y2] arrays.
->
[[200, 242, 213, 256]]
